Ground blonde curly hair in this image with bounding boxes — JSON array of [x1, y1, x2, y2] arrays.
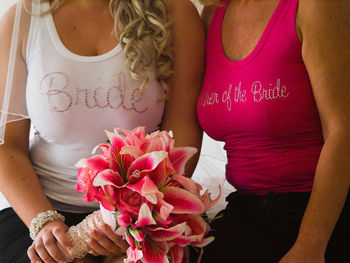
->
[[110, 0, 173, 96], [23, 0, 173, 97]]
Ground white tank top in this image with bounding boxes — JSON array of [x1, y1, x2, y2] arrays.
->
[[0, 3, 164, 212]]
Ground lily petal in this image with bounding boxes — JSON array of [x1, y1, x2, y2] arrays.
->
[[147, 222, 187, 242], [129, 228, 145, 243], [201, 185, 222, 212], [126, 247, 143, 262], [156, 196, 174, 221], [172, 174, 198, 195], [96, 185, 117, 211], [192, 236, 215, 248], [142, 240, 169, 263], [75, 158, 87, 168], [127, 151, 168, 182], [98, 169, 124, 187], [120, 145, 144, 159], [93, 172, 118, 187], [85, 155, 110, 171], [116, 127, 144, 147], [163, 186, 204, 214], [131, 126, 146, 140], [135, 203, 156, 228], [171, 236, 192, 247], [105, 130, 128, 150], [169, 147, 197, 175], [127, 176, 160, 205], [169, 246, 185, 263]]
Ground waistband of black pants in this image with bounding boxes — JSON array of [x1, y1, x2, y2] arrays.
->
[[226, 189, 350, 208]]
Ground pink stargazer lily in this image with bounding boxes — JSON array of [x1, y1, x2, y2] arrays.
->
[[162, 186, 204, 214], [146, 222, 187, 242], [127, 151, 168, 184]]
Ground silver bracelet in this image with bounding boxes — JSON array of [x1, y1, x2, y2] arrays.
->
[[29, 210, 65, 240]]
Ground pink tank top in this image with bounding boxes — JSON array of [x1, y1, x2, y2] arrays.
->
[[197, 0, 324, 195]]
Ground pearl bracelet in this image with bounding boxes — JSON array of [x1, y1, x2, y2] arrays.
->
[[29, 210, 65, 240]]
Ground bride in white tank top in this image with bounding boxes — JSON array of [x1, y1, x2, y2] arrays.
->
[[0, 1, 205, 262]]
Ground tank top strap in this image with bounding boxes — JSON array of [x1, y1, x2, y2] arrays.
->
[[279, 0, 302, 48], [32, 1, 40, 14], [206, 1, 229, 62], [209, 0, 229, 34], [27, 2, 51, 61]]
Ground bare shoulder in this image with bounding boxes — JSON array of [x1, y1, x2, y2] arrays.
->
[[201, 5, 216, 32], [0, 4, 17, 31], [168, 0, 205, 43], [0, 2, 31, 59], [0, 4, 19, 70], [295, 0, 350, 135], [168, 0, 202, 24], [297, 0, 350, 39], [296, 0, 350, 65]]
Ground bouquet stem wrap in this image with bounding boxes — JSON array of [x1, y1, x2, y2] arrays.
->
[[60, 210, 105, 261]]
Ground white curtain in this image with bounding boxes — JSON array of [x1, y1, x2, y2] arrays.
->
[[192, 134, 234, 217]]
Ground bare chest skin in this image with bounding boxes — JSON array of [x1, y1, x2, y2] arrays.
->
[[52, 0, 118, 56], [221, 0, 281, 61]]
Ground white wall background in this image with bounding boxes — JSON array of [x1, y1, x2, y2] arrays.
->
[[0, 0, 16, 17], [0, 0, 231, 216]]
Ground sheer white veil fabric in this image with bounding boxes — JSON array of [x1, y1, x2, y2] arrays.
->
[[0, 0, 30, 145]]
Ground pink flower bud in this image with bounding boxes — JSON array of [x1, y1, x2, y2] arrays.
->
[[118, 213, 132, 227]]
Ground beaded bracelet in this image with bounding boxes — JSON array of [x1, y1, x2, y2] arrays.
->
[[29, 210, 65, 240]]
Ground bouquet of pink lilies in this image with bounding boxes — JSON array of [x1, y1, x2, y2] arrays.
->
[[69, 127, 219, 263]]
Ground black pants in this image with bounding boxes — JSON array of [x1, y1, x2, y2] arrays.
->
[[201, 191, 350, 263], [0, 208, 91, 263]]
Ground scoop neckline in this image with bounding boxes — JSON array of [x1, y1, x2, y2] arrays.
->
[[219, 0, 287, 69], [44, 2, 122, 62]]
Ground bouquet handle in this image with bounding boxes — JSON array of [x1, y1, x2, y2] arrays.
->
[[58, 210, 104, 261]]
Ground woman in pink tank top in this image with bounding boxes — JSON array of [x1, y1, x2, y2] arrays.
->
[[197, 0, 350, 262]]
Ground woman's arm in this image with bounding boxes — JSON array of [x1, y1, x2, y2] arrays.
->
[[0, 5, 53, 228], [161, 0, 206, 176], [280, 1, 350, 262], [0, 6, 73, 263]]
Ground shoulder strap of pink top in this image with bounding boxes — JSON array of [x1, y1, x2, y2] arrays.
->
[[206, 1, 229, 59], [283, 0, 302, 48]]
